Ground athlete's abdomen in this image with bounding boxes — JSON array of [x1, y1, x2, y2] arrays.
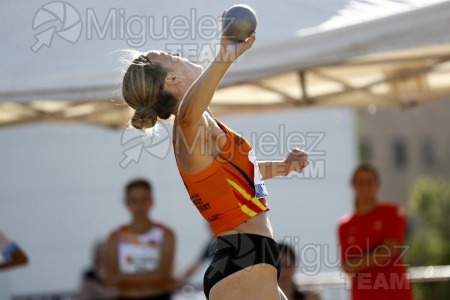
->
[[220, 212, 274, 238]]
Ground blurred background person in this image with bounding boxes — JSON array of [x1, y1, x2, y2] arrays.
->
[[278, 242, 321, 300], [0, 229, 28, 271], [177, 225, 214, 288], [103, 179, 176, 300], [79, 241, 117, 299], [338, 164, 413, 300]]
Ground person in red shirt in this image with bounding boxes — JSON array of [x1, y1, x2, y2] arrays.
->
[[338, 164, 413, 300]]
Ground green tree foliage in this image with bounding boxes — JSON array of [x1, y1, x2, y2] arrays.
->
[[407, 177, 450, 299], [408, 177, 450, 266]]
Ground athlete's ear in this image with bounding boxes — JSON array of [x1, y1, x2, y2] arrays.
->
[[165, 73, 184, 85]]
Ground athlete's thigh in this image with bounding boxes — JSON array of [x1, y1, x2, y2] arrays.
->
[[209, 264, 280, 300]]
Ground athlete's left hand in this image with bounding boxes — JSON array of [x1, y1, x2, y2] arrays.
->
[[283, 148, 309, 175]]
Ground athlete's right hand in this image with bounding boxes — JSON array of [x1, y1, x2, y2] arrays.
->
[[218, 31, 256, 62], [217, 11, 256, 62]]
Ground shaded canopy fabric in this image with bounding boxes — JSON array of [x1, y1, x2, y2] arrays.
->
[[1, 0, 449, 127]]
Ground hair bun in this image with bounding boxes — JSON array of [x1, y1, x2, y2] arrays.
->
[[131, 106, 157, 129], [134, 55, 149, 65]]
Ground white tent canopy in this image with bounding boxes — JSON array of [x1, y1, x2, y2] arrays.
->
[[1, 0, 449, 127]]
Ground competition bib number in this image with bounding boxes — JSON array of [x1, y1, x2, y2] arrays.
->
[[248, 150, 268, 199]]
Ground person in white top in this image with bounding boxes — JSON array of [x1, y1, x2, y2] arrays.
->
[[0, 230, 28, 271], [104, 179, 176, 300]]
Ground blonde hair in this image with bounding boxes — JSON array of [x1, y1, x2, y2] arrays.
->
[[122, 51, 177, 130]]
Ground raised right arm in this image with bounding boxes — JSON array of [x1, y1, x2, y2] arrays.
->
[[177, 33, 256, 129]]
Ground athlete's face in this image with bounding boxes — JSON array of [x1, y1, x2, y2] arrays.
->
[[146, 50, 203, 80], [353, 170, 379, 202], [125, 186, 152, 218], [144, 51, 203, 110]]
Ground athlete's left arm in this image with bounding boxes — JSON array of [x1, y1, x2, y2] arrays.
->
[[259, 148, 309, 180]]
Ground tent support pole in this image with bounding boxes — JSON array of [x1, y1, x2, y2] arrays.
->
[[299, 70, 312, 105]]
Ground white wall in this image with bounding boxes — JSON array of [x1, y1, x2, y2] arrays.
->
[[0, 108, 357, 296]]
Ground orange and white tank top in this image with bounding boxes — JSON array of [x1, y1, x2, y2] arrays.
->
[[117, 224, 165, 274]]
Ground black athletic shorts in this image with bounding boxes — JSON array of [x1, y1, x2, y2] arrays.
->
[[203, 233, 281, 299]]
